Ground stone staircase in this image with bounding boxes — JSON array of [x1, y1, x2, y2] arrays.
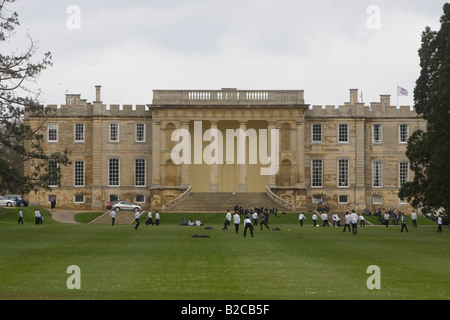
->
[[164, 192, 292, 213], [90, 210, 140, 225]]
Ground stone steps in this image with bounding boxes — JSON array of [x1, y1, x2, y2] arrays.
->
[[165, 192, 289, 213]]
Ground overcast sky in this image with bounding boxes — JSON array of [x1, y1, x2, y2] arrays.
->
[[9, 0, 446, 107]]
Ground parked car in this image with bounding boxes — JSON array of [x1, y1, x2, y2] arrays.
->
[[111, 201, 142, 212], [0, 196, 17, 207], [317, 202, 330, 212], [4, 195, 28, 207]]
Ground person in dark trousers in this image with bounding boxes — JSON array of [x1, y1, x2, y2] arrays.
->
[[350, 210, 358, 235], [343, 212, 351, 232], [411, 211, 418, 228], [400, 213, 408, 233], [233, 212, 240, 234], [109, 209, 115, 226], [437, 215, 443, 233], [134, 211, 141, 230], [223, 210, 231, 230], [18, 209, 23, 224], [146, 211, 154, 226], [243, 217, 254, 237], [50, 198, 56, 213], [259, 212, 269, 230], [155, 211, 160, 226], [298, 213, 306, 227], [383, 212, 390, 227]]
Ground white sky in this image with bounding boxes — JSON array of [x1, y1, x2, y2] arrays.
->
[[9, 0, 446, 107]]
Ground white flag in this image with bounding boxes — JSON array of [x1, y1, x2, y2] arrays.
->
[[397, 86, 408, 96]]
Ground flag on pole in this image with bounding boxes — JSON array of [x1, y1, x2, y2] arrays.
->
[[397, 86, 409, 96]]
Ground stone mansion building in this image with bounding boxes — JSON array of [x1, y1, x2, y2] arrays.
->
[[24, 86, 426, 212]]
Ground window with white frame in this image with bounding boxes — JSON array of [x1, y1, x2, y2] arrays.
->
[[372, 194, 383, 205], [47, 160, 58, 187], [75, 195, 84, 203], [74, 123, 85, 142], [74, 161, 85, 187], [312, 124, 322, 143], [372, 161, 383, 188], [311, 159, 323, 188], [399, 161, 409, 187], [372, 124, 383, 144], [338, 124, 349, 143], [136, 123, 145, 142], [135, 158, 146, 187], [338, 195, 349, 204], [48, 123, 58, 142], [312, 195, 322, 204], [109, 158, 120, 186], [338, 159, 349, 188], [399, 124, 409, 144], [110, 122, 119, 142]]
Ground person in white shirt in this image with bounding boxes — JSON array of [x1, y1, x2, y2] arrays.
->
[[332, 213, 340, 227], [109, 210, 116, 226], [437, 215, 443, 233], [134, 211, 141, 230], [223, 210, 232, 230], [233, 213, 240, 234], [195, 218, 202, 226], [411, 211, 418, 228], [298, 213, 306, 227], [35, 209, 41, 225], [243, 217, 254, 237], [252, 211, 258, 226], [321, 213, 329, 227], [312, 212, 318, 227], [18, 210, 23, 225], [350, 210, 358, 235], [383, 212, 390, 227], [146, 211, 153, 226], [359, 214, 365, 227], [155, 211, 160, 226], [343, 212, 351, 232]]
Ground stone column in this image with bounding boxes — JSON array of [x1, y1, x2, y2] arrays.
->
[[296, 119, 306, 189], [151, 120, 161, 189], [267, 120, 277, 188], [209, 121, 220, 192], [238, 121, 248, 192], [180, 120, 190, 188]]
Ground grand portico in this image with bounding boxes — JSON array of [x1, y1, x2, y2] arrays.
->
[[149, 88, 309, 209]]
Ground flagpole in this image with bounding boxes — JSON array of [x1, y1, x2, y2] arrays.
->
[[396, 84, 399, 108]]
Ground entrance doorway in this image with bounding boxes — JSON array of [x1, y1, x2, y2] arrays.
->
[[221, 163, 236, 192]]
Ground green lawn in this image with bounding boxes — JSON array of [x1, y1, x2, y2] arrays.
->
[[0, 207, 448, 300]]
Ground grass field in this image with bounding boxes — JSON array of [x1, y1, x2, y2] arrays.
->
[[0, 206, 449, 300]]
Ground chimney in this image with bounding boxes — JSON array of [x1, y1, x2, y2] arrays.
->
[[95, 85, 102, 103], [349, 89, 359, 105], [380, 95, 390, 108]]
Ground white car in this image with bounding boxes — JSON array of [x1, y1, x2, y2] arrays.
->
[[111, 201, 142, 212], [0, 196, 17, 207]]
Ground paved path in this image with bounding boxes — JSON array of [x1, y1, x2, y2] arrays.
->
[[51, 210, 80, 224]]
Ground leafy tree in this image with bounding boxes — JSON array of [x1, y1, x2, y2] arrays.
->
[[0, 0, 70, 194], [399, 3, 450, 215]]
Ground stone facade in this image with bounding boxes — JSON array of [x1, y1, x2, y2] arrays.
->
[[24, 86, 426, 213]]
